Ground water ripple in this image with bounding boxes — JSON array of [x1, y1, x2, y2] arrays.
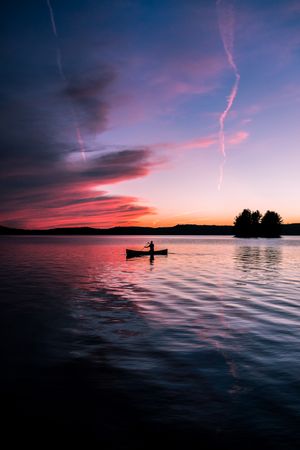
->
[[0, 236, 300, 447]]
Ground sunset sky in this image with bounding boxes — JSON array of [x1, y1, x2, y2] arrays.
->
[[1, 0, 300, 228]]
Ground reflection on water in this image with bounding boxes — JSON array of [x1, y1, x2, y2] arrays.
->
[[235, 245, 282, 271], [0, 236, 300, 449], [235, 245, 282, 284]]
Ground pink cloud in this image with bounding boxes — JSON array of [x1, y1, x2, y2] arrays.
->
[[1, 190, 155, 229], [227, 131, 249, 145], [153, 131, 248, 154], [175, 136, 217, 151], [152, 136, 216, 153], [0, 148, 162, 229]]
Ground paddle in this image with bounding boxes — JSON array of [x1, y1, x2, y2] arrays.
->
[[141, 242, 149, 251]]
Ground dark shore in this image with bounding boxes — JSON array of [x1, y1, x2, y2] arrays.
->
[[1, 223, 300, 236]]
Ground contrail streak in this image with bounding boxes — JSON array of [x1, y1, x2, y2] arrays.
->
[[56, 48, 66, 81], [46, 0, 86, 161], [216, 0, 240, 190], [46, 0, 58, 37], [76, 126, 86, 162]]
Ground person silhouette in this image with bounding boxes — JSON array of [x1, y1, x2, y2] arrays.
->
[[145, 240, 154, 253]]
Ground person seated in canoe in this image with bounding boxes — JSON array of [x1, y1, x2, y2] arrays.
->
[[145, 240, 154, 253]]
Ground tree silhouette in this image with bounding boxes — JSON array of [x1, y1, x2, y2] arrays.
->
[[251, 210, 262, 237], [234, 209, 282, 238], [261, 210, 282, 237], [234, 209, 252, 237]]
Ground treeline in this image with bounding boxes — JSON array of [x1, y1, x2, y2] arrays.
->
[[0, 224, 233, 236], [2, 219, 300, 236], [234, 209, 282, 238]]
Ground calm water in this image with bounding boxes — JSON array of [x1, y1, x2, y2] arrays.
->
[[1, 236, 300, 448]]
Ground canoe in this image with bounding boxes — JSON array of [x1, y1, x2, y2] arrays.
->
[[126, 249, 168, 257]]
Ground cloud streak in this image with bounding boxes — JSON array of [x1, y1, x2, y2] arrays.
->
[[0, 147, 158, 228], [46, 0, 58, 37], [1, 192, 155, 229], [153, 131, 248, 153], [216, 0, 240, 189], [46, 0, 87, 161]]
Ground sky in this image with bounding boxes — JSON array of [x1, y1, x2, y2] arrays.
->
[[1, 0, 300, 229]]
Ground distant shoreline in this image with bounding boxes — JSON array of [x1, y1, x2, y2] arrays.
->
[[1, 224, 300, 236]]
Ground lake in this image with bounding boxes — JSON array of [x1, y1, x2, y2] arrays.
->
[[0, 235, 299, 448]]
